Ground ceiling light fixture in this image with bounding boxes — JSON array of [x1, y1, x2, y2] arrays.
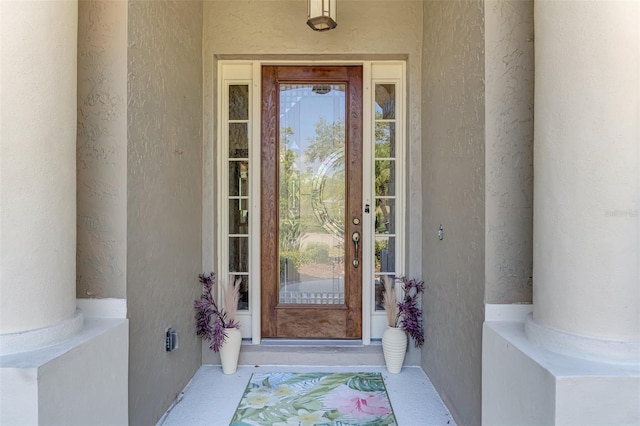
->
[[307, 0, 337, 32]]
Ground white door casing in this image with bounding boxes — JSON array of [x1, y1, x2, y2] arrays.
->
[[216, 60, 406, 344]]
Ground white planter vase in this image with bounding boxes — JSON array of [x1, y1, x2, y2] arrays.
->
[[382, 326, 407, 374], [219, 328, 242, 374]]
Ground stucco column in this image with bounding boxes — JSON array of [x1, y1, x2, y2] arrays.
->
[[0, 0, 81, 354], [528, 0, 639, 363]]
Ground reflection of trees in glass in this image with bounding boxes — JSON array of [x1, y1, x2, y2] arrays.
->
[[374, 85, 397, 310], [310, 150, 345, 240], [305, 118, 345, 238], [320, 167, 345, 234], [304, 117, 345, 164], [279, 126, 302, 252], [375, 112, 395, 235], [374, 115, 396, 296]]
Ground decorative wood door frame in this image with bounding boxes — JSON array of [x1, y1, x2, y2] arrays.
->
[[260, 65, 363, 338]]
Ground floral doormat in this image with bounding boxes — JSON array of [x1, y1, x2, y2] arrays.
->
[[230, 372, 397, 426]]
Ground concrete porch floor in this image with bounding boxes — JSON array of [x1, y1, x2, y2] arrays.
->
[[158, 365, 456, 425]]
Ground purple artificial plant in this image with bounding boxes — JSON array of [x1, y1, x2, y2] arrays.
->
[[194, 272, 239, 352], [393, 276, 425, 348]]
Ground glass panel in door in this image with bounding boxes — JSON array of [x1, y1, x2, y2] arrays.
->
[[278, 84, 346, 305]]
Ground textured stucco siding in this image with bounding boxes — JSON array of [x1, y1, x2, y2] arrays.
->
[[421, 1, 486, 424], [485, 0, 534, 304], [77, 0, 128, 299], [127, 1, 203, 424]]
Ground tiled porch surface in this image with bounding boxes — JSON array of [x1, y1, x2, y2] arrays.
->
[[158, 365, 456, 425]]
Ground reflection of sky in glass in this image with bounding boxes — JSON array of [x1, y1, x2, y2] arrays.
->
[[279, 84, 345, 170]]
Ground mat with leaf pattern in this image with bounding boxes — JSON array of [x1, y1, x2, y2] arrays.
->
[[230, 372, 397, 426]]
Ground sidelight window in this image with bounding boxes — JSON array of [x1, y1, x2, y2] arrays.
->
[[225, 83, 251, 311]]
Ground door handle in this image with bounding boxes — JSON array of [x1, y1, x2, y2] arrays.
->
[[352, 231, 360, 268]]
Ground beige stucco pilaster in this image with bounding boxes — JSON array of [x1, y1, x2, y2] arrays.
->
[[0, 0, 81, 353], [528, 0, 639, 364]]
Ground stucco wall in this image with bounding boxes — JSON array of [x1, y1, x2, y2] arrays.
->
[[484, 0, 534, 304], [127, 1, 203, 424], [202, 0, 424, 277], [77, 0, 128, 299], [421, 1, 486, 424]]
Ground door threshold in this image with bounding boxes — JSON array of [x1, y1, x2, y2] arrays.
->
[[259, 339, 365, 347], [235, 339, 385, 366]]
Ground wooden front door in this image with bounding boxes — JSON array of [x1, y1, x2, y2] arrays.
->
[[261, 66, 363, 338]]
